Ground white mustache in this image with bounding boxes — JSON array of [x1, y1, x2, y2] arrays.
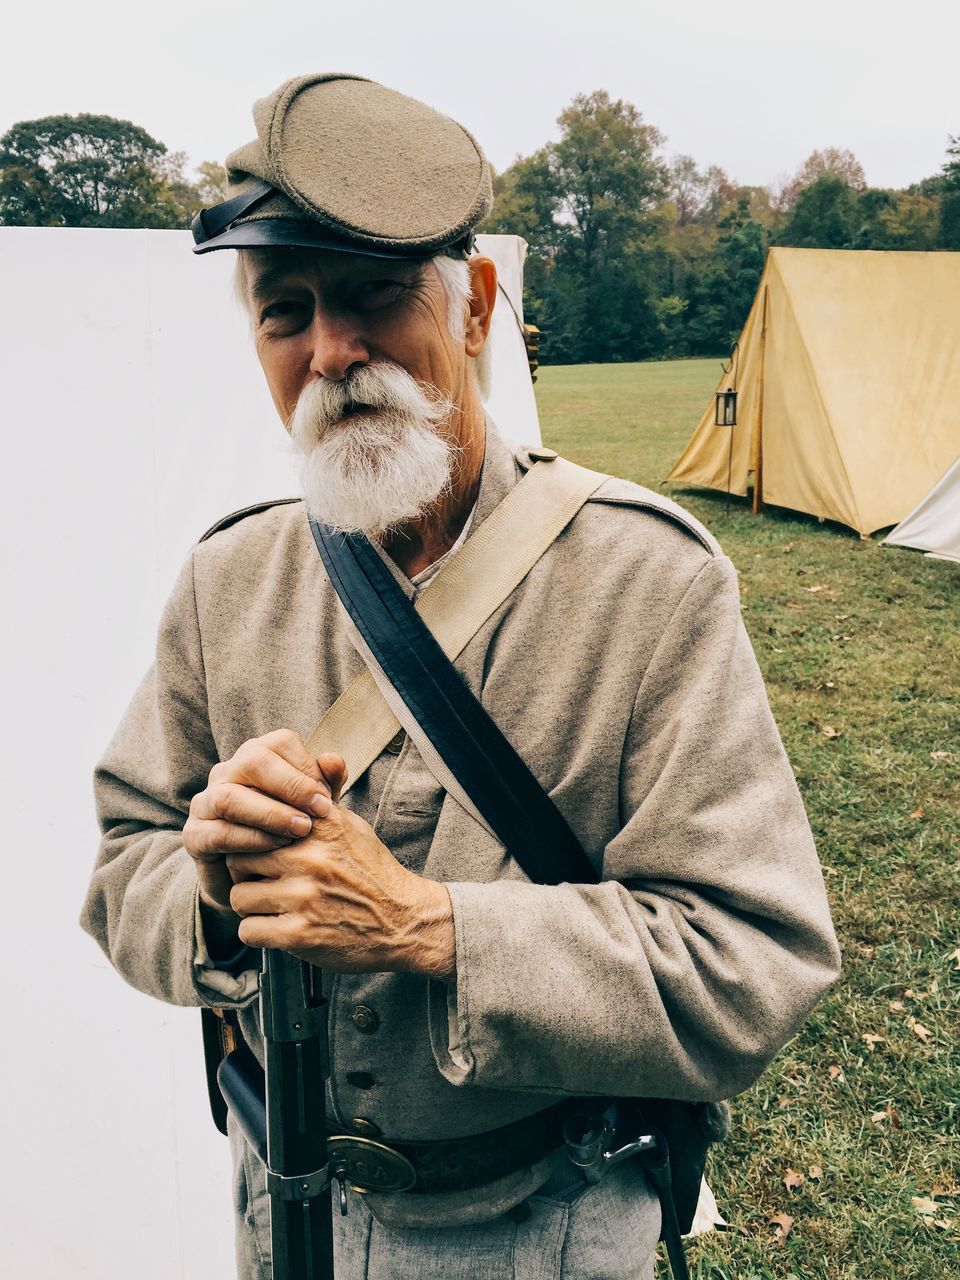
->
[[290, 362, 455, 445]]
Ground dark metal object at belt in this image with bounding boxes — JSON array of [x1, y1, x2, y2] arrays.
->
[[326, 1099, 580, 1195], [218, 1041, 577, 1196]]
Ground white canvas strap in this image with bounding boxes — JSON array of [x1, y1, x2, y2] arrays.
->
[[304, 455, 606, 796]]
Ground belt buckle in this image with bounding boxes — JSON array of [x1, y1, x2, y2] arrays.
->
[[327, 1134, 417, 1193]]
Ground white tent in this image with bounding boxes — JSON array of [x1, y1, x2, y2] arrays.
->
[[0, 226, 539, 1280], [883, 455, 960, 563]]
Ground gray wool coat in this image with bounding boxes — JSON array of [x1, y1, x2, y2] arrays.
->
[[81, 428, 840, 1229]]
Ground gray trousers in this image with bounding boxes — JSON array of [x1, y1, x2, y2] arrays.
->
[[229, 1124, 660, 1279]]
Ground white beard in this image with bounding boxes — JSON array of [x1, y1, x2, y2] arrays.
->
[[288, 363, 458, 537]]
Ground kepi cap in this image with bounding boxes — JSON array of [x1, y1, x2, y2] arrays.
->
[[192, 74, 493, 259]]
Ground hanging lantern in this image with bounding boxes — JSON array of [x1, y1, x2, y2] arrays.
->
[[715, 388, 738, 427]]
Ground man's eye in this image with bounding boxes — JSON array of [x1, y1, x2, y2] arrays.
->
[[355, 280, 409, 306], [260, 301, 312, 329], [263, 301, 308, 318]]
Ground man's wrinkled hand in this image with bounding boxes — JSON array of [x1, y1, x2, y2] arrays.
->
[[225, 805, 456, 980], [183, 729, 347, 914]]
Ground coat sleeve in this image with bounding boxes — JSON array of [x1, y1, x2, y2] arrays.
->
[[80, 551, 258, 1009], [430, 553, 841, 1101]]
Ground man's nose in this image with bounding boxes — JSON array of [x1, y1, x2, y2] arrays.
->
[[308, 310, 370, 382]]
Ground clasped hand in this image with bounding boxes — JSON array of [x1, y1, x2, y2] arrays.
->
[[183, 730, 454, 979]]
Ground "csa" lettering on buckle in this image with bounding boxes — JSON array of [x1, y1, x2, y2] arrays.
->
[[326, 1135, 417, 1193]]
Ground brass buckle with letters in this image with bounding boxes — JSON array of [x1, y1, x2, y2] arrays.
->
[[326, 1135, 417, 1193]]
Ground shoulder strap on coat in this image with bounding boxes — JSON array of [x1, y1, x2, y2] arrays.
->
[[586, 480, 719, 556], [199, 497, 301, 543]]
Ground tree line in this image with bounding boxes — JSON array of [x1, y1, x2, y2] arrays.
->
[[481, 93, 960, 363], [2, 102, 958, 364], [0, 114, 225, 230]]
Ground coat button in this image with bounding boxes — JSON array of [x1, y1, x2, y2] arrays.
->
[[346, 1071, 376, 1090], [385, 730, 406, 755], [350, 1117, 382, 1138], [350, 1005, 380, 1034]]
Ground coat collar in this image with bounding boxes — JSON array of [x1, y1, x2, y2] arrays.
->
[[360, 421, 525, 597]]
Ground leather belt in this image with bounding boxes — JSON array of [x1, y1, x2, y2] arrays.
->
[[327, 1099, 580, 1195]]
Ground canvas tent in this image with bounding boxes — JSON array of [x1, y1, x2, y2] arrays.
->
[[667, 248, 960, 537], [884, 454, 960, 562], [0, 226, 539, 1280]]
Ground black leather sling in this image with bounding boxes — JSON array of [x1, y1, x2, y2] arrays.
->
[[309, 519, 706, 1280]]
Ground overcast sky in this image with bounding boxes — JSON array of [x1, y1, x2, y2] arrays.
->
[[3, 0, 957, 193]]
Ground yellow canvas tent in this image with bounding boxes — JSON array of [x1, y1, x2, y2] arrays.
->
[[667, 248, 960, 536]]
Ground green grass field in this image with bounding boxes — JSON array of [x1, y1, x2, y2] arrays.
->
[[534, 359, 960, 1279]]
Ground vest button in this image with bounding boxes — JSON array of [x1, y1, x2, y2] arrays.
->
[[385, 730, 406, 755], [350, 1005, 380, 1034], [350, 1117, 382, 1139], [346, 1071, 376, 1090]]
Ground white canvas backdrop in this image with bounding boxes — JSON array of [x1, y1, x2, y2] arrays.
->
[[0, 226, 539, 1279]]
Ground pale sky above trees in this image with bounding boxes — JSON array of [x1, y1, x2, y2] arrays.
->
[[2, 0, 957, 193]]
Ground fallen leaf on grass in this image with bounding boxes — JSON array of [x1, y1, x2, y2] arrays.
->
[[782, 542, 797, 553], [805, 584, 825, 593], [808, 1165, 823, 1181], [933, 1218, 956, 1231], [828, 1065, 845, 1081], [913, 1196, 939, 1216], [910, 1020, 932, 1044], [787, 601, 805, 610], [948, 948, 960, 971], [863, 1033, 885, 1050], [909, 807, 925, 819], [783, 1169, 805, 1192], [821, 724, 841, 739], [889, 999, 906, 1013], [769, 1212, 794, 1242], [871, 1101, 901, 1128], [930, 751, 953, 761]]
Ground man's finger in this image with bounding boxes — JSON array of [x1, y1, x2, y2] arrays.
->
[[316, 753, 348, 804], [188, 818, 294, 858], [229, 742, 333, 816], [193, 782, 315, 838], [224, 849, 286, 879], [230, 877, 309, 918], [260, 729, 325, 782], [237, 910, 308, 951]]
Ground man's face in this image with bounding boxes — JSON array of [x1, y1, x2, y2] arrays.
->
[[243, 247, 469, 428], [240, 246, 489, 536]]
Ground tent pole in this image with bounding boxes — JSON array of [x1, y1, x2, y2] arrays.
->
[[726, 425, 734, 518], [753, 287, 769, 515]]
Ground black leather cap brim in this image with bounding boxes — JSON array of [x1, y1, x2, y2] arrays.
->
[[192, 217, 441, 259]]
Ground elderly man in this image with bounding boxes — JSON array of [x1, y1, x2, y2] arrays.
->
[[81, 74, 840, 1280]]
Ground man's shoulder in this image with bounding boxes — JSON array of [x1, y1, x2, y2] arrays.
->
[[585, 475, 721, 558], [191, 497, 310, 596], [516, 448, 720, 563]]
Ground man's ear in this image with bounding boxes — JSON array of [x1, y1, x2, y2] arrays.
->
[[465, 257, 497, 357]]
